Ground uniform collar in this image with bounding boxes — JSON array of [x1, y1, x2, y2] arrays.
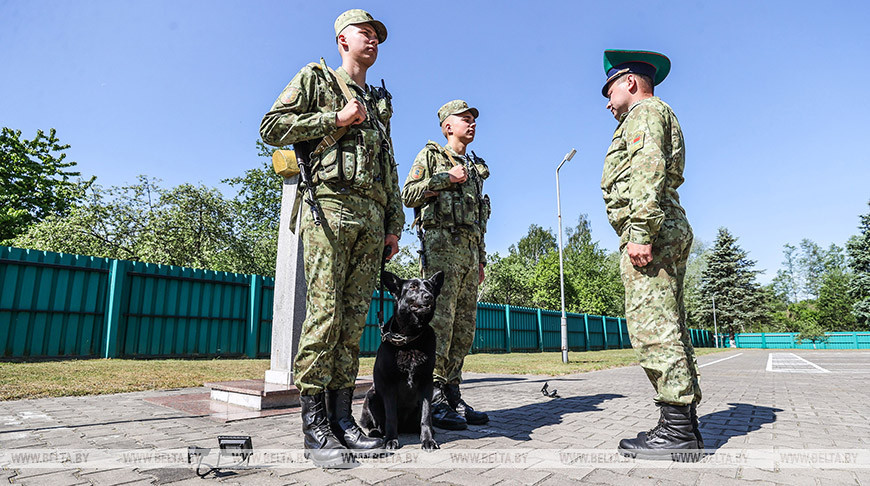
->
[[627, 96, 659, 115], [618, 96, 659, 124], [335, 66, 367, 93], [444, 143, 469, 159]]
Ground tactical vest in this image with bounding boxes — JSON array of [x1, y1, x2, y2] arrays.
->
[[307, 60, 394, 195], [419, 143, 491, 235]]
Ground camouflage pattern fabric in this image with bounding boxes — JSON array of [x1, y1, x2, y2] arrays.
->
[[423, 227, 479, 385], [260, 64, 404, 237], [602, 96, 701, 406], [402, 143, 490, 385], [293, 194, 385, 394], [260, 63, 404, 395], [602, 96, 686, 247], [402, 142, 489, 263]]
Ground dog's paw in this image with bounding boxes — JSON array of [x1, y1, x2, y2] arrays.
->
[[421, 439, 439, 451], [385, 439, 400, 450]]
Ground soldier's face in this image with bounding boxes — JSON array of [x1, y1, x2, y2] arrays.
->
[[605, 76, 631, 120], [445, 112, 476, 143], [338, 23, 379, 66]]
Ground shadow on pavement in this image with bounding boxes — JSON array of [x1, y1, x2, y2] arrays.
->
[[699, 402, 783, 451], [429, 393, 625, 445]]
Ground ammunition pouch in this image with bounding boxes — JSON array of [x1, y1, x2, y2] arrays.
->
[[479, 194, 491, 234], [309, 128, 380, 190]]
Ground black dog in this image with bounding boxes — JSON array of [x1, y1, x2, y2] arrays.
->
[[359, 270, 444, 451]]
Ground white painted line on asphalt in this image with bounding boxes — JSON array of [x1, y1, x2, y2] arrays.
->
[[766, 352, 831, 373], [699, 352, 743, 368], [789, 353, 831, 373]]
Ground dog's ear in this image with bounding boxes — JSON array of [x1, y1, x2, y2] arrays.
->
[[381, 270, 405, 297], [428, 271, 445, 297]]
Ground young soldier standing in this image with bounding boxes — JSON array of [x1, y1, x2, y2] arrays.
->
[[599, 50, 703, 461], [260, 9, 404, 467], [402, 100, 491, 430]]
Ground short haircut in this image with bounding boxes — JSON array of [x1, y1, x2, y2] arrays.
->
[[633, 73, 654, 94]]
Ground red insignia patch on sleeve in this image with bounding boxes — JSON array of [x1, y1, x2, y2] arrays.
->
[[411, 165, 424, 180]]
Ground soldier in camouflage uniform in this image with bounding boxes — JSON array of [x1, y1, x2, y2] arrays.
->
[[599, 50, 703, 461], [402, 100, 491, 430], [260, 9, 405, 466]]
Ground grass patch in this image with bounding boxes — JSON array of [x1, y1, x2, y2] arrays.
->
[[0, 348, 729, 401]]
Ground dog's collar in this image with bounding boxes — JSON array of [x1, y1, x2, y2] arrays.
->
[[380, 317, 423, 346], [380, 331, 421, 346]]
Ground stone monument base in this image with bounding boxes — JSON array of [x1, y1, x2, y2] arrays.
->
[[205, 379, 373, 411]]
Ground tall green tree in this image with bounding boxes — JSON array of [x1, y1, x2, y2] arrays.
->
[[11, 177, 252, 274], [817, 268, 857, 330], [698, 227, 769, 336], [483, 216, 623, 316], [511, 224, 557, 265], [847, 201, 870, 328], [0, 127, 93, 242], [480, 252, 536, 307], [772, 243, 800, 303], [684, 240, 711, 329], [222, 141, 284, 276]]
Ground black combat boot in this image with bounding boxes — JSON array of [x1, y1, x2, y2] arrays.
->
[[618, 403, 702, 462], [300, 393, 349, 468], [431, 383, 467, 430], [445, 383, 489, 425], [690, 403, 704, 451], [327, 388, 384, 450]]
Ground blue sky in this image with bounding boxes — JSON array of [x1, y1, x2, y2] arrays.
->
[[3, 1, 869, 283]]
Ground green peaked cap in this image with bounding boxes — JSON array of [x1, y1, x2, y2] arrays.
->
[[602, 49, 671, 96]]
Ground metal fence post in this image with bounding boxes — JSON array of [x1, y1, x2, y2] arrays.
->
[[583, 314, 590, 351], [246, 274, 263, 358], [536, 308, 544, 351], [102, 259, 128, 358], [504, 305, 512, 353], [617, 317, 624, 348]]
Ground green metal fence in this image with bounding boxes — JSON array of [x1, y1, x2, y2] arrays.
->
[[2, 246, 715, 359], [734, 332, 870, 349]]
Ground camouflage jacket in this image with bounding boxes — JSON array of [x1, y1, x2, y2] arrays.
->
[[259, 63, 404, 236], [402, 141, 491, 263], [601, 96, 687, 246]]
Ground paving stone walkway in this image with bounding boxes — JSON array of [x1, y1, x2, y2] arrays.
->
[[2, 349, 869, 485]]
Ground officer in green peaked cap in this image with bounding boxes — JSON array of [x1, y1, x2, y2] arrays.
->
[[598, 50, 704, 462], [334, 8, 387, 44]]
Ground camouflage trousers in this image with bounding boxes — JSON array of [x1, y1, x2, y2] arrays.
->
[[619, 218, 701, 406], [422, 227, 479, 385], [294, 194, 384, 395]]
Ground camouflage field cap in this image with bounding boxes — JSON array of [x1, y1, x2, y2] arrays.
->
[[602, 49, 670, 97], [334, 9, 387, 44], [437, 100, 479, 125]]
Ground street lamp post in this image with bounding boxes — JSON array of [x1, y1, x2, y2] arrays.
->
[[556, 148, 577, 364]]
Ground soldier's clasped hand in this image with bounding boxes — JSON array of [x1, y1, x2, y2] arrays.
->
[[447, 165, 467, 183], [336, 98, 367, 127]]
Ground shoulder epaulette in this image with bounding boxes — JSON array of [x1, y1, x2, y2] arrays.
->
[[425, 140, 444, 152]]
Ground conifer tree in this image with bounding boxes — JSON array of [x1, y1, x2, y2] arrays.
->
[[699, 227, 769, 337], [847, 201, 870, 328]]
